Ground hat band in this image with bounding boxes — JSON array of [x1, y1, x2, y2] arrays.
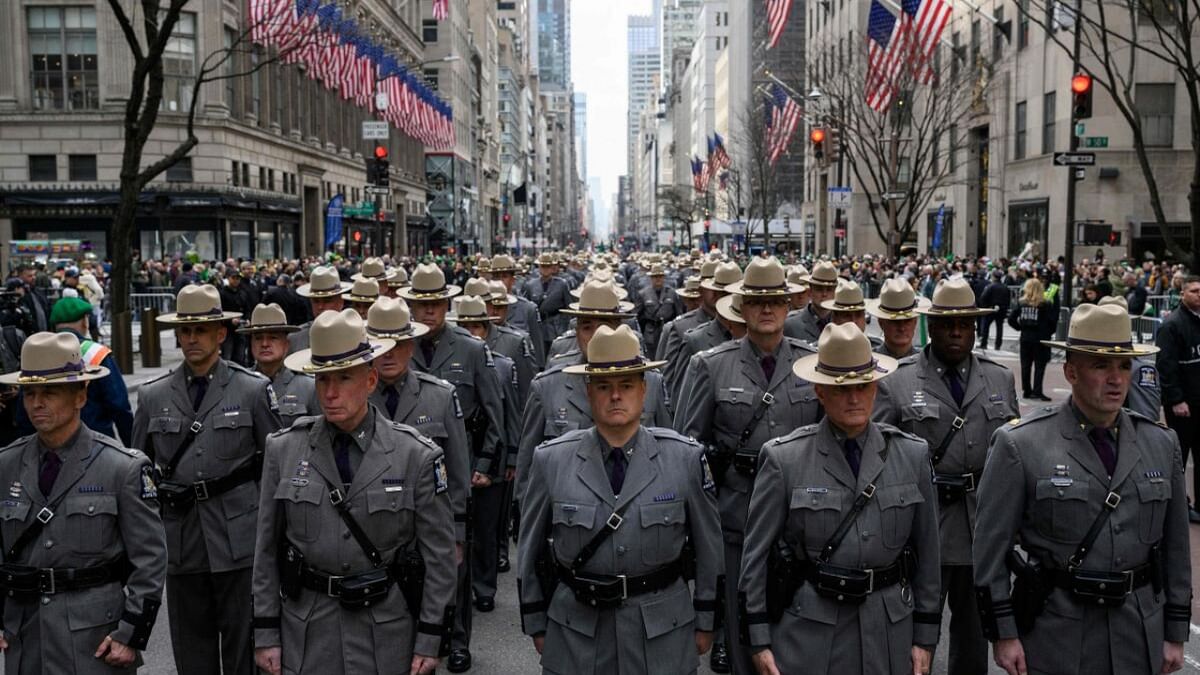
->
[[879, 301, 918, 313], [1067, 336, 1134, 351], [310, 281, 342, 293], [832, 302, 866, 311], [409, 284, 448, 296], [743, 282, 788, 292], [312, 341, 373, 366], [586, 357, 645, 372], [815, 358, 878, 378], [250, 321, 290, 329], [177, 306, 226, 319], [456, 312, 491, 321], [809, 276, 838, 285], [18, 360, 85, 382], [931, 302, 978, 312], [369, 323, 414, 336], [578, 304, 622, 313]]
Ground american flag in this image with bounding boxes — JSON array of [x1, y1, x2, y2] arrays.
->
[[718, 171, 729, 191], [711, 132, 732, 171], [901, 0, 952, 84], [765, 83, 802, 166], [691, 156, 706, 193], [433, 0, 449, 21], [765, 0, 794, 50], [865, 0, 906, 112]]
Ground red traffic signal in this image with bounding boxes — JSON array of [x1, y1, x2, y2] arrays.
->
[[373, 146, 389, 159], [1071, 73, 1093, 120], [503, 213, 511, 223], [1071, 73, 1092, 94], [809, 128, 827, 143], [811, 127, 826, 160]]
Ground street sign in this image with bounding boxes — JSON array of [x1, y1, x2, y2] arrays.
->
[[1074, 167, 1086, 180], [1053, 152, 1095, 166], [364, 185, 390, 195], [1075, 123, 1086, 137], [827, 186, 851, 209], [1083, 136, 1108, 148], [362, 121, 389, 140], [882, 191, 907, 201], [375, 92, 389, 111]]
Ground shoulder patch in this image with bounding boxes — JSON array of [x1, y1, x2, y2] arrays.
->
[[483, 345, 495, 368], [649, 426, 701, 447], [699, 454, 716, 494], [433, 457, 448, 495], [140, 465, 158, 500], [265, 384, 280, 413], [1137, 364, 1158, 388]]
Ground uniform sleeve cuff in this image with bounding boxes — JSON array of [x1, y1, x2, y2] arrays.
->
[[111, 622, 136, 649], [1167, 620, 1191, 643], [456, 522, 467, 543], [995, 615, 1019, 641], [414, 632, 441, 658], [522, 612, 548, 637], [747, 621, 772, 648], [913, 621, 940, 648], [254, 628, 281, 648]]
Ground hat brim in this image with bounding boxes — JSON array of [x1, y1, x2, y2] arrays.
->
[[367, 322, 430, 342], [157, 310, 244, 325], [676, 289, 701, 299], [729, 281, 806, 297], [820, 299, 868, 313], [343, 292, 381, 304], [296, 281, 354, 298], [283, 338, 396, 374], [561, 300, 637, 318], [236, 323, 302, 335], [562, 359, 668, 376], [447, 313, 502, 324], [488, 294, 518, 306], [803, 277, 840, 288], [867, 297, 932, 320], [1041, 340, 1160, 357], [700, 279, 738, 292], [915, 305, 995, 318], [398, 285, 462, 302], [0, 364, 110, 386], [715, 295, 746, 325], [791, 352, 897, 386], [353, 272, 398, 284]]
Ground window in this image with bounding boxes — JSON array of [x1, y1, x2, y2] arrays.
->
[[992, 7, 1005, 57], [970, 19, 981, 65], [162, 12, 196, 112], [268, 169, 275, 191], [68, 154, 96, 181], [1042, 92, 1056, 154], [1018, 0, 1030, 49], [423, 19, 438, 43], [28, 7, 98, 110], [242, 163, 251, 187], [272, 59, 284, 129], [224, 29, 238, 113], [1137, 83, 1175, 146], [951, 32, 961, 79], [166, 157, 192, 182], [249, 46, 262, 119], [231, 160, 240, 186], [259, 166, 267, 189], [424, 68, 439, 91], [29, 155, 56, 181], [1014, 101, 1027, 159], [949, 125, 958, 172], [1139, 0, 1177, 25]]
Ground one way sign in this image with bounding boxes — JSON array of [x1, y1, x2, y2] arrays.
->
[[1053, 152, 1096, 166]]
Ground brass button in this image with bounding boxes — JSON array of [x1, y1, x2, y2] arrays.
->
[[87, 505, 95, 514]]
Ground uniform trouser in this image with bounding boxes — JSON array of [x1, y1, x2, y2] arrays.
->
[[1018, 342, 1050, 395], [937, 564, 989, 675], [451, 554, 473, 651], [499, 479, 517, 562], [723, 540, 755, 675], [979, 314, 1004, 349], [471, 481, 507, 599], [1165, 407, 1200, 504], [166, 568, 254, 675]]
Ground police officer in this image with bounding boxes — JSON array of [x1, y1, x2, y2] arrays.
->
[[461, 278, 539, 400], [237, 303, 319, 428], [868, 278, 929, 359], [521, 253, 572, 354], [675, 293, 749, 391], [1098, 295, 1161, 420], [673, 256, 822, 675], [634, 263, 679, 358], [343, 278, 382, 321], [0, 332, 167, 674], [821, 280, 884, 351], [783, 260, 839, 342], [252, 309, 457, 675], [786, 265, 811, 312], [516, 281, 675, 499], [401, 263, 506, 673], [656, 259, 720, 361], [385, 265, 411, 299], [289, 265, 352, 354], [131, 284, 282, 675], [517, 324, 724, 675], [871, 276, 1016, 675], [488, 254, 546, 367], [675, 277, 703, 315], [664, 261, 743, 402], [739, 323, 942, 675], [353, 256, 397, 289], [974, 303, 1191, 675]]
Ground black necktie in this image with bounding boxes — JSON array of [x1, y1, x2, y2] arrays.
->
[[1088, 427, 1118, 477], [420, 339, 436, 366], [385, 385, 400, 419], [761, 354, 777, 382], [945, 369, 965, 408], [333, 433, 355, 487], [190, 375, 209, 412], [844, 438, 862, 478], [608, 447, 628, 495], [39, 451, 62, 498]]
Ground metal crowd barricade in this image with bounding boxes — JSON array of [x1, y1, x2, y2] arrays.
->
[[1131, 315, 1162, 344], [130, 293, 175, 321], [1146, 294, 1172, 318]]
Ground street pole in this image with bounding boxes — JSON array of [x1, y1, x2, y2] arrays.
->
[[1061, 0, 1083, 309], [887, 128, 899, 258], [834, 102, 846, 257]]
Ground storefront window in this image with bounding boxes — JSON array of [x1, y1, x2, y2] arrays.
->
[[1008, 201, 1049, 260], [257, 226, 277, 259], [230, 221, 253, 259], [163, 229, 217, 260], [279, 224, 297, 259]]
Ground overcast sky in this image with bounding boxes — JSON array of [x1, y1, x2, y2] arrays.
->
[[572, 0, 652, 238]]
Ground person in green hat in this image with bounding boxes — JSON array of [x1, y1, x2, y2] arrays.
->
[[15, 296, 132, 442]]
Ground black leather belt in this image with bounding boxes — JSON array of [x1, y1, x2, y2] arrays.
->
[[158, 460, 260, 510], [298, 564, 393, 598], [0, 557, 129, 596], [932, 471, 981, 504], [557, 559, 685, 608], [801, 556, 907, 604], [1047, 562, 1153, 606]]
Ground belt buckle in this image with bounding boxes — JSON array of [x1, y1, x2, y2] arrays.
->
[[618, 574, 628, 600], [193, 480, 210, 501], [327, 575, 343, 597], [605, 512, 623, 531], [860, 484, 876, 499], [1104, 492, 1121, 509], [963, 473, 977, 492], [329, 489, 346, 506], [39, 568, 55, 595], [35, 507, 54, 524], [189, 420, 203, 434], [761, 392, 775, 405], [865, 568, 875, 595], [1123, 570, 1136, 595], [951, 416, 965, 430]]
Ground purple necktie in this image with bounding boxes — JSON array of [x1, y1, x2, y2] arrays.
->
[[844, 438, 861, 478], [608, 447, 627, 495], [761, 355, 777, 382], [945, 369, 965, 408], [190, 375, 209, 412], [1088, 427, 1118, 477], [39, 451, 62, 498], [420, 339, 436, 366]]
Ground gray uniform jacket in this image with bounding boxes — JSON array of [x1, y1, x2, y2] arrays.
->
[[484, 323, 538, 406], [548, 322, 645, 361], [506, 297, 546, 367], [287, 321, 312, 354], [872, 349, 1018, 565], [131, 360, 281, 574], [739, 421, 942, 674], [517, 426, 723, 675], [492, 351, 520, 470], [974, 404, 1192, 674], [655, 307, 714, 362], [666, 319, 733, 403], [873, 343, 919, 359], [370, 371, 470, 542], [636, 285, 679, 357], [262, 366, 319, 428], [783, 305, 827, 342], [516, 352, 673, 500], [251, 413, 457, 672], [1126, 355, 1162, 421], [411, 325, 506, 477], [0, 426, 166, 674], [522, 276, 572, 345]]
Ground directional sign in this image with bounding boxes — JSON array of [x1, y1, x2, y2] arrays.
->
[[364, 185, 390, 195], [1083, 136, 1108, 148], [362, 121, 389, 140], [827, 186, 851, 208], [883, 191, 907, 201], [1054, 152, 1095, 166]]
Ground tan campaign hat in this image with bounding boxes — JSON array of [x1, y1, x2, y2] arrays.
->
[[787, 266, 810, 291], [805, 260, 840, 288], [0, 331, 109, 385], [448, 295, 502, 324], [715, 294, 747, 325], [648, 263, 667, 277], [916, 277, 994, 317], [353, 257, 397, 284], [701, 261, 744, 292], [571, 270, 630, 300], [463, 277, 493, 298], [366, 296, 430, 341], [562, 281, 636, 318], [343, 278, 381, 304], [398, 263, 462, 301], [868, 278, 931, 320], [284, 309, 395, 374], [728, 257, 803, 297], [236, 303, 300, 334], [792, 323, 898, 386], [563, 324, 667, 376], [820, 280, 868, 313], [296, 265, 353, 298], [158, 284, 243, 324], [1043, 302, 1158, 356], [676, 277, 702, 300], [697, 259, 720, 280], [487, 280, 517, 306], [536, 252, 560, 267], [490, 254, 520, 273], [386, 266, 411, 289]]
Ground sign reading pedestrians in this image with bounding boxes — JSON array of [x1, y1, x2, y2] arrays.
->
[[1053, 152, 1095, 166], [827, 186, 851, 209], [362, 121, 389, 140]]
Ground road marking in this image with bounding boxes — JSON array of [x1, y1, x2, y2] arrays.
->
[[1185, 654, 1200, 671], [1191, 623, 1200, 636]]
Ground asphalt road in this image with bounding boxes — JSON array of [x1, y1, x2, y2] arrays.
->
[[21, 347, 1198, 674]]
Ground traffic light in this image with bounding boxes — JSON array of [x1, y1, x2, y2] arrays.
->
[[827, 127, 841, 163], [365, 158, 378, 185], [373, 146, 390, 187], [810, 128, 826, 161], [503, 213, 511, 224], [1071, 73, 1093, 120]]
